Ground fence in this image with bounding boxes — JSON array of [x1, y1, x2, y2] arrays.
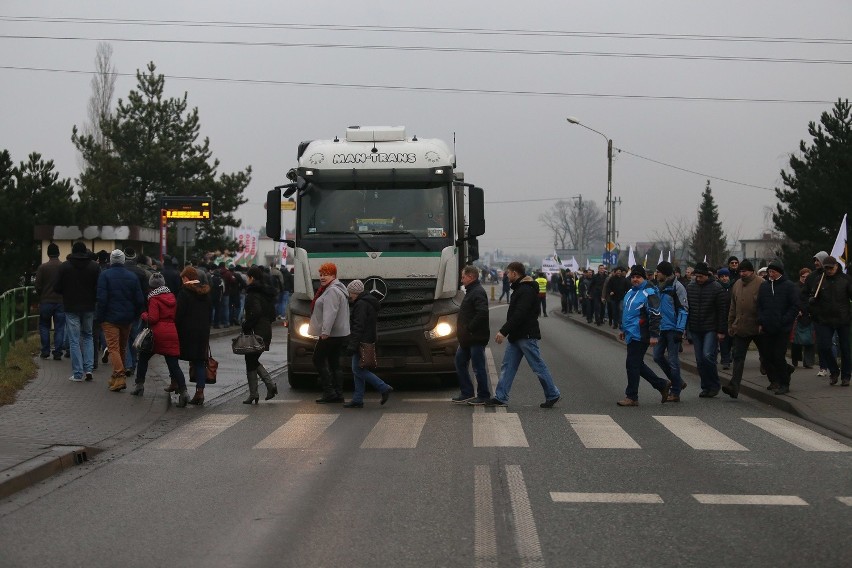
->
[[0, 287, 37, 366]]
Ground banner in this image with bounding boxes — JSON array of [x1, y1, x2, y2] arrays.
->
[[233, 229, 259, 266], [831, 213, 848, 270]]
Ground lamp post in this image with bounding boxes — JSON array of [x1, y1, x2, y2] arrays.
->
[[567, 117, 613, 267]]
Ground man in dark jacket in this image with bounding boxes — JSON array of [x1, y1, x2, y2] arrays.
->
[[716, 267, 734, 369], [589, 264, 608, 325], [806, 255, 852, 386], [97, 250, 145, 392], [604, 266, 629, 329], [34, 242, 65, 360], [161, 255, 182, 294], [54, 242, 100, 382], [757, 259, 800, 395], [487, 262, 561, 408], [452, 266, 491, 405], [686, 262, 727, 397]]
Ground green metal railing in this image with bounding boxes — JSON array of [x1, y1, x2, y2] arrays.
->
[[0, 286, 36, 366]]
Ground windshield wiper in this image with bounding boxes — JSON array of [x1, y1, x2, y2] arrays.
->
[[365, 230, 432, 251], [311, 231, 376, 251]]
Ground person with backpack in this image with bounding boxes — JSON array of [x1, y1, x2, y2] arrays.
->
[[652, 261, 689, 402], [208, 264, 225, 328]]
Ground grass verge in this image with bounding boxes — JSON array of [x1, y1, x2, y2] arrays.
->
[[0, 338, 38, 406]]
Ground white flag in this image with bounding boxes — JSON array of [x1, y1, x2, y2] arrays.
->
[[667, 250, 672, 263], [628, 246, 636, 268], [703, 254, 707, 263], [831, 213, 848, 270], [568, 256, 580, 272], [658, 250, 663, 265]]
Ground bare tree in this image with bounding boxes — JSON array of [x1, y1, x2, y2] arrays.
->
[[539, 197, 605, 251], [81, 43, 117, 150], [647, 216, 693, 266]]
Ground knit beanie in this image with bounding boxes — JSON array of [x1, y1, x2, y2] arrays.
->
[[693, 262, 712, 276], [629, 265, 647, 279], [149, 272, 166, 289], [655, 261, 673, 277], [717, 268, 730, 276], [110, 249, 126, 265], [347, 279, 365, 295], [47, 243, 60, 257], [767, 259, 785, 274], [739, 260, 754, 272], [72, 241, 87, 254], [123, 246, 137, 260]]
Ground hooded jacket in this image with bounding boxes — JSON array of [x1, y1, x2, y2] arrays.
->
[[55, 251, 100, 312], [142, 288, 180, 357], [808, 270, 852, 327], [309, 279, 351, 338], [242, 281, 277, 351], [457, 279, 490, 347], [728, 272, 762, 337], [499, 276, 541, 342], [347, 291, 381, 352], [757, 274, 800, 334], [621, 279, 661, 344], [657, 276, 688, 332]]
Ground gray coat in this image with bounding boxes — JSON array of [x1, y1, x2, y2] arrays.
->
[[308, 279, 351, 338]]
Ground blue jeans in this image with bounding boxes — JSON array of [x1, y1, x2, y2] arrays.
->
[[39, 302, 65, 356], [494, 338, 560, 403], [653, 330, 683, 395], [137, 352, 186, 388], [65, 311, 94, 378], [690, 330, 720, 392], [350, 354, 390, 403], [626, 340, 668, 401], [218, 297, 230, 326], [816, 323, 851, 379], [455, 344, 490, 399], [190, 360, 207, 389]]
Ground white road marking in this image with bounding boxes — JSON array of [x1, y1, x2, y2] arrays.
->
[[361, 413, 427, 448], [692, 494, 808, 506], [565, 414, 641, 449], [473, 414, 529, 447], [742, 417, 852, 452], [485, 347, 499, 396], [653, 416, 749, 451], [401, 398, 455, 402], [474, 465, 498, 568], [154, 414, 246, 449], [836, 497, 852, 506], [505, 465, 545, 568], [550, 492, 664, 504], [253, 414, 338, 449], [258, 399, 300, 404]]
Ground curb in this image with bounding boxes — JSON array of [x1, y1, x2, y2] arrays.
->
[[0, 445, 100, 500], [558, 311, 852, 440]]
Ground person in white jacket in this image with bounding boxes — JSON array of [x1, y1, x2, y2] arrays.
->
[[309, 262, 351, 403]]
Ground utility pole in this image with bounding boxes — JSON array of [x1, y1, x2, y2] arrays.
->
[[573, 194, 584, 267]]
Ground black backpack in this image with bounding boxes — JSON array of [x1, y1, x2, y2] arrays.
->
[[209, 272, 225, 301]]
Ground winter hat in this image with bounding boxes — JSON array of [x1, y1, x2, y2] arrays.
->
[[123, 246, 137, 260], [149, 272, 166, 289], [757, 266, 768, 276], [96, 250, 110, 264], [739, 260, 754, 272], [717, 268, 730, 276], [347, 279, 365, 296], [693, 262, 712, 276], [822, 255, 838, 267], [656, 261, 673, 277], [47, 243, 60, 258], [767, 259, 785, 274], [727, 256, 739, 264], [72, 241, 87, 254], [110, 249, 126, 265], [813, 251, 829, 265], [629, 265, 647, 279]]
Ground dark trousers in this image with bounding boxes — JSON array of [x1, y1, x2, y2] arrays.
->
[[816, 323, 851, 379], [539, 295, 547, 316], [313, 336, 345, 397], [730, 334, 763, 389], [608, 299, 622, 328], [625, 340, 667, 401], [762, 332, 791, 387], [592, 298, 605, 324], [719, 334, 733, 366], [791, 342, 815, 368]]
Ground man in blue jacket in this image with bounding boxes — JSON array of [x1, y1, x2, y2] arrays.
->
[[453, 266, 491, 405], [96, 250, 145, 392], [652, 261, 689, 402], [618, 265, 671, 406], [487, 262, 561, 408]]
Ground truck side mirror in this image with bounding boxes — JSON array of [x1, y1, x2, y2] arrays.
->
[[468, 186, 485, 237], [466, 237, 480, 264], [266, 188, 282, 240]]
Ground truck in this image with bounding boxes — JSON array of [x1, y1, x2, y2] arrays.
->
[[266, 125, 485, 388]]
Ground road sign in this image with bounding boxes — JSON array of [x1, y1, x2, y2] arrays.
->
[[281, 200, 296, 211]]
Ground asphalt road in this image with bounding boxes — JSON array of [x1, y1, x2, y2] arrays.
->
[[1, 307, 850, 567]]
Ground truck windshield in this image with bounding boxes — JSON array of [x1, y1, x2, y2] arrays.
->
[[300, 185, 450, 239]]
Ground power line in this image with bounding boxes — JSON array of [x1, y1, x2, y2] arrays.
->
[[3, 16, 852, 46], [0, 65, 835, 105], [2, 33, 851, 65]]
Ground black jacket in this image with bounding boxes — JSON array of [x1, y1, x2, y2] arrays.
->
[[499, 276, 541, 343], [175, 282, 212, 361], [242, 282, 277, 351], [807, 272, 852, 327], [54, 252, 100, 312], [162, 263, 182, 295], [347, 292, 380, 353], [686, 278, 727, 333], [757, 275, 800, 334], [457, 279, 490, 347]]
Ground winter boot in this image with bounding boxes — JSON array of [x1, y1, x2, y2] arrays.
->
[[109, 373, 127, 392], [176, 388, 189, 408], [164, 378, 178, 393], [257, 363, 278, 401], [189, 387, 205, 405], [243, 370, 259, 404]]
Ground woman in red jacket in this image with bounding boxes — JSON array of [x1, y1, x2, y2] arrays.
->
[[130, 272, 189, 407]]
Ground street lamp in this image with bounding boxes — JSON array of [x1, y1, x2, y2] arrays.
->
[[566, 117, 614, 268]]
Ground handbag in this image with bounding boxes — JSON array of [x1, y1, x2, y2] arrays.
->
[[132, 325, 154, 354], [193, 345, 218, 384], [358, 342, 378, 370], [232, 331, 266, 355]]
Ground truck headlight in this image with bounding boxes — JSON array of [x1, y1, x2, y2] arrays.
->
[[294, 316, 317, 339], [425, 315, 457, 340]]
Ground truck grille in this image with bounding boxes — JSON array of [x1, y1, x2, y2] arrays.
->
[[313, 278, 436, 331]]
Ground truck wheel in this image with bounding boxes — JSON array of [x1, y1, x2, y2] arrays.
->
[[288, 371, 314, 390]]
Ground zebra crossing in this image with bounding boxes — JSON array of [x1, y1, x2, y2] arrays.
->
[[152, 409, 852, 454]]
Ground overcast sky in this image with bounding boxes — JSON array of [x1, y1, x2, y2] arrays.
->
[[2, 1, 850, 258]]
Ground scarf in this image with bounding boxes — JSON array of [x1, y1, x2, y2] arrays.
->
[[147, 286, 172, 300], [311, 282, 330, 314]]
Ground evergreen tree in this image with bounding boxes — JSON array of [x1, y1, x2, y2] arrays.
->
[[72, 62, 250, 254], [0, 151, 74, 291], [690, 180, 727, 267], [774, 99, 852, 270]]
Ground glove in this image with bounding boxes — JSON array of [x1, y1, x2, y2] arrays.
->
[[807, 297, 817, 306]]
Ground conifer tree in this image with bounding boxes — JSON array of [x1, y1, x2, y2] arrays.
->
[[690, 180, 727, 267]]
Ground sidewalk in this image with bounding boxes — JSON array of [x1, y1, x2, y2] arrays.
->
[[0, 324, 288, 499], [551, 305, 852, 440]]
